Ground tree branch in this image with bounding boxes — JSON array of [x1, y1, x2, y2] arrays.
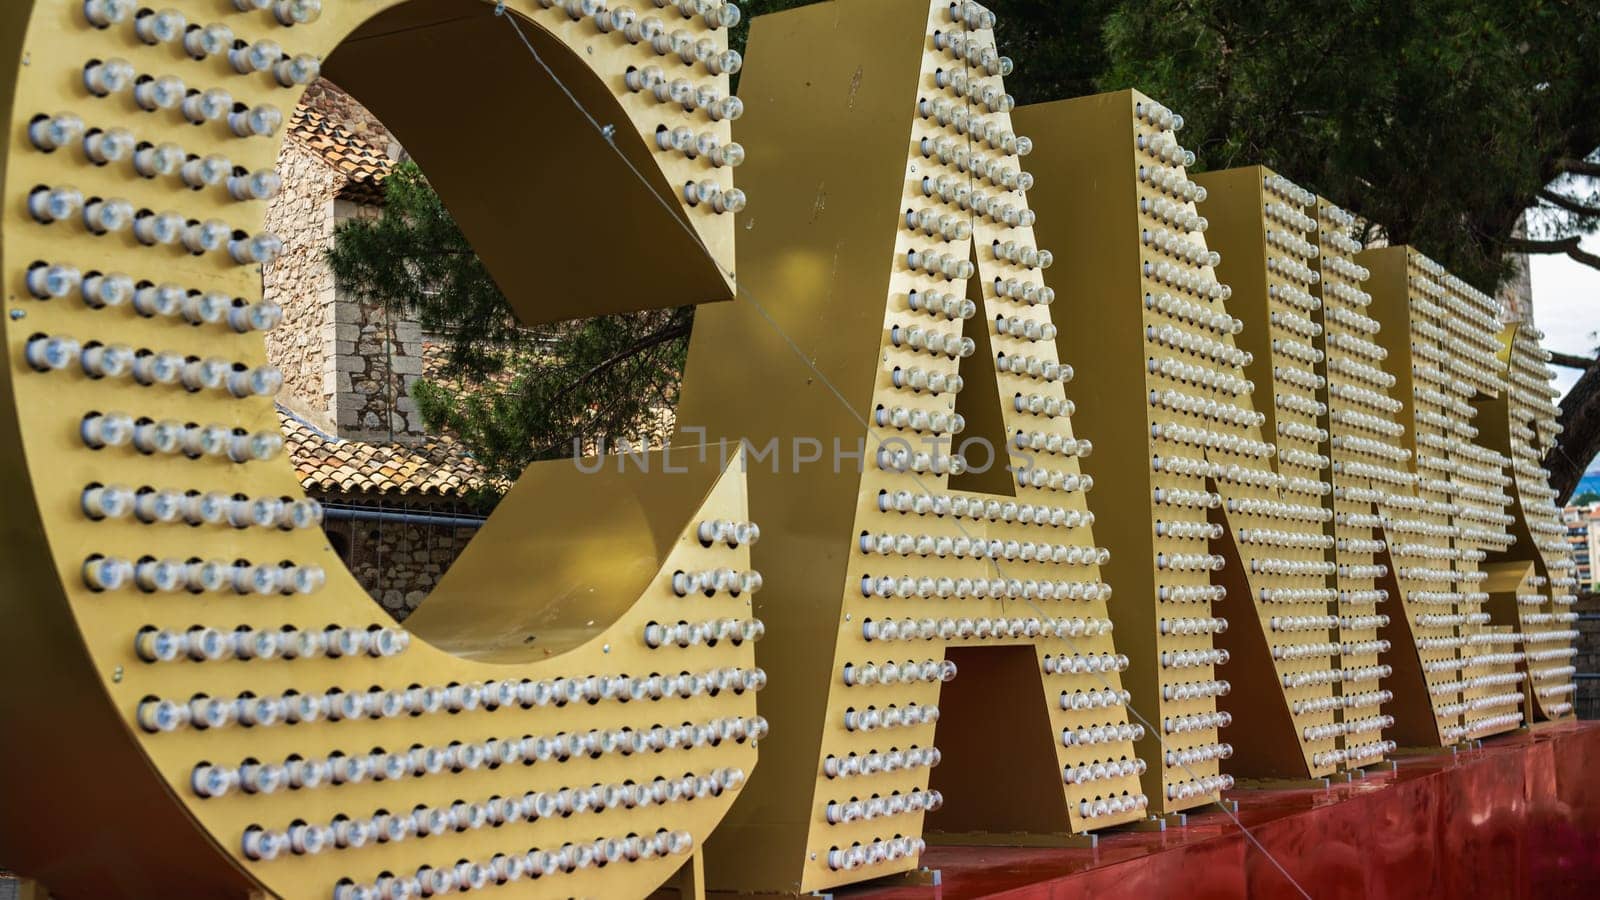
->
[[543, 320, 692, 411], [1537, 188, 1600, 218], [1508, 236, 1600, 272], [1557, 158, 1600, 178], [1548, 357, 1600, 503], [1549, 350, 1598, 370]]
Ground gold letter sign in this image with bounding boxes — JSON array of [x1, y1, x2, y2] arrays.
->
[[678, 0, 1144, 893], [0, 2, 759, 898]]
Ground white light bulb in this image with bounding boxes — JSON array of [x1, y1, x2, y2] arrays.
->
[[273, 0, 322, 26], [230, 104, 284, 137], [83, 0, 136, 27], [134, 8, 186, 44], [25, 263, 81, 299], [274, 54, 321, 86], [83, 59, 136, 96], [184, 23, 234, 59], [28, 186, 82, 224], [28, 112, 85, 152], [133, 75, 186, 111], [229, 232, 285, 265]]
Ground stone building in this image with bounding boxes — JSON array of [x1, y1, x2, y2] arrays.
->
[[264, 81, 491, 620], [264, 81, 676, 620]]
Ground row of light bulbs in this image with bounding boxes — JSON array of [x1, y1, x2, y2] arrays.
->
[[875, 489, 1096, 530], [157, 1, 320, 27], [82, 484, 320, 530], [28, 336, 281, 400], [205, 715, 764, 808], [842, 659, 957, 687], [328, 830, 697, 898], [1145, 322, 1250, 368], [861, 615, 1112, 641], [246, 770, 736, 859], [28, 114, 283, 199], [824, 788, 942, 825], [147, 666, 768, 738], [842, 702, 938, 733], [873, 405, 964, 436], [625, 65, 744, 121], [670, 567, 762, 597], [25, 265, 284, 335], [80, 412, 282, 461], [823, 746, 941, 779], [135, 623, 408, 663], [28, 187, 283, 263], [642, 617, 764, 648], [826, 836, 928, 872], [84, 555, 323, 595], [80, 59, 287, 137], [858, 531, 1108, 566]]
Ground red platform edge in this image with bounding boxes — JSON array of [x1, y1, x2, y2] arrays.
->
[[850, 721, 1600, 900]]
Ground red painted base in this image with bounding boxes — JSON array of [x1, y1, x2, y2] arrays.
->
[[854, 721, 1600, 899]]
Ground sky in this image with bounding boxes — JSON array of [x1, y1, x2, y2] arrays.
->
[[1529, 232, 1600, 472]]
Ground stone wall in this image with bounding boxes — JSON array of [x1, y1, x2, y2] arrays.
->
[[264, 138, 429, 443], [262, 140, 342, 431], [329, 200, 428, 444], [322, 512, 478, 620]]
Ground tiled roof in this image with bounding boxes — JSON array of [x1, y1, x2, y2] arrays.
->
[[280, 408, 492, 499], [287, 104, 393, 205]]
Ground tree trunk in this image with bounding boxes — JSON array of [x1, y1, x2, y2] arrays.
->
[[1547, 359, 1600, 503]]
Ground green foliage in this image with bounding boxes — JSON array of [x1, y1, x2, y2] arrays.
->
[[1097, 0, 1600, 288], [327, 162, 691, 491], [743, 0, 1600, 288], [331, 1, 1600, 492], [1572, 490, 1600, 506]]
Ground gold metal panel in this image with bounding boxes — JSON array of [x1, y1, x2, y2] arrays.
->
[[0, 2, 758, 898], [1477, 324, 1580, 719], [1359, 246, 1522, 744], [1307, 196, 1404, 767], [1432, 273, 1520, 739], [677, 2, 1144, 893], [1019, 92, 1327, 807], [1195, 166, 1377, 776]]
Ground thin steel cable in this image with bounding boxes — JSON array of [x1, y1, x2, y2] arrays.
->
[[490, 5, 1316, 896]]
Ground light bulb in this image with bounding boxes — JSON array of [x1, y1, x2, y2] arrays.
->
[[182, 89, 234, 125], [24, 336, 79, 372], [229, 170, 282, 201], [273, 0, 321, 25], [83, 0, 136, 27], [27, 113, 84, 152], [134, 8, 186, 44], [274, 54, 321, 86], [184, 23, 234, 59], [231, 39, 283, 74], [182, 292, 230, 326], [24, 263, 81, 300], [133, 283, 185, 317], [83, 59, 135, 96], [83, 128, 135, 164], [230, 104, 283, 137], [133, 211, 185, 246], [28, 186, 82, 224], [230, 232, 285, 264], [133, 75, 186, 111], [79, 197, 133, 235], [183, 219, 233, 254]]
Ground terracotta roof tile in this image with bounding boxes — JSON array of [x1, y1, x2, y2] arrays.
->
[[287, 105, 394, 205], [280, 408, 494, 499]]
